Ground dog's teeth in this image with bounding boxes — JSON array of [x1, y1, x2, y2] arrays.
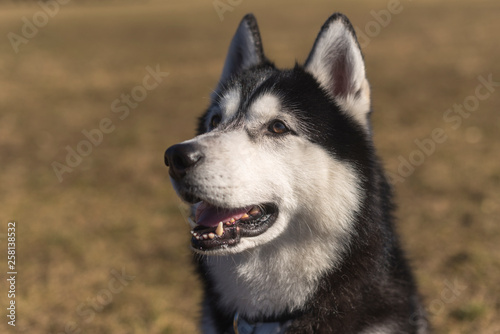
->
[[241, 213, 249, 220], [203, 234, 208, 239], [216, 222, 224, 236], [249, 206, 261, 216], [230, 218, 236, 223], [208, 233, 215, 239], [226, 221, 232, 226]]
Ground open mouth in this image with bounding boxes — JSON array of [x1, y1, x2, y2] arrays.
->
[[190, 202, 278, 252]]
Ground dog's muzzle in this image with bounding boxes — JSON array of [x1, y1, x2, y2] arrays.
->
[[164, 141, 280, 252]]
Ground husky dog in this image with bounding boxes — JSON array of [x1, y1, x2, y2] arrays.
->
[[164, 13, 429, 334]]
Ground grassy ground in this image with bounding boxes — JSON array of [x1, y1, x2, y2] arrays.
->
[[0, 0, 499, 333]]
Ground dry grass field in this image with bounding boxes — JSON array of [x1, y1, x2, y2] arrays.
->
[[0, 0, 499, 333]]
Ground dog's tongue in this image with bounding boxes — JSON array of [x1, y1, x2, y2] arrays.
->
[[195, 202, 250, 227]]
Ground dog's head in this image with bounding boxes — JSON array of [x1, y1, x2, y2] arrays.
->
[[165, 13, 372, 256]]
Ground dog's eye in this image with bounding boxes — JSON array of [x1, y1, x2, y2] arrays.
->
[[269, 120, 289, 134], [210, 115, 221, 129]]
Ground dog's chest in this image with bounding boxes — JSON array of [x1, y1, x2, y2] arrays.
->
[[204, 241, 335, 319]]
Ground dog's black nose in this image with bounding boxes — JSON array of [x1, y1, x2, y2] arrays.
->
[[164, 143, 204, 180]]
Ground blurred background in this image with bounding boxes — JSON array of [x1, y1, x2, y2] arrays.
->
[[0, 0, 499, 333]]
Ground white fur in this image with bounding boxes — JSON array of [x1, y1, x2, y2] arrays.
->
[[204, 149, 361, 318], [305, 19, 371, 131], [205, 89, 241, 132], [173, 94, 363, 319], [247, 93, 281, 123], [360, 323, 397, 334], [246, 93, 312, 136], [336, 79, 371, 131], [217, 88, 241, 122]]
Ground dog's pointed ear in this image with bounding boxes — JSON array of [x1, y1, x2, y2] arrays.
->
[[305, 13, 371, 130], [218, 14, 265, 85]]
